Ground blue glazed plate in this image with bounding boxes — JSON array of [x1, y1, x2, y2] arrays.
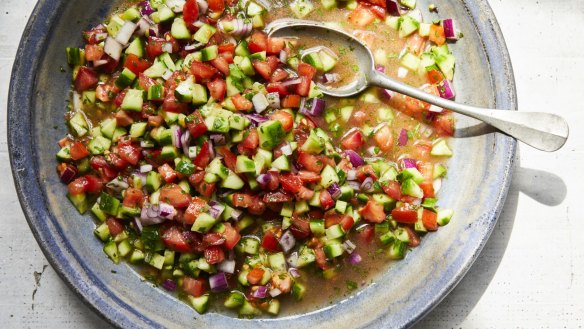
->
[[8, 1, 516, 328]]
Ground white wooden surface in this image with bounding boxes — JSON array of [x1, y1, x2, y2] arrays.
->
[[1, 0, 582, 328]]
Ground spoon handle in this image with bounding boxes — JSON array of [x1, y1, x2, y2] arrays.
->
[[369, 70, 569, 152]]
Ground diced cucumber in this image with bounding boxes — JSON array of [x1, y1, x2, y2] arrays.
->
[[268, 252, 287, 272], [221, 170, 245, 190], [187, 294, 210, 314], [121, 89, 144, 111], [147, 84, 165, 101], [103, 241, 120, 264], [398, 16, 420, 38], [157, 5, 176, 23], [431, 138, 453, 157], [69, 112, 89, 137], [171, 17, 191, 40], [192, 83, 208, 105], [271, 155, 291, 171], [88, 136, 112, 155], [192, 213, 218, 233], [235, 41, 251, 56], [224, 291, 245, 309], [435, 53, 456, 80], [319, 50, 337, 72], [297, 246, 316, 267], [68, 193, 88, 214], [321, 0, 337, 10], [100, 118, 117, 139], [398, 167, 424, 184], [247, 1, 265, 16], [66, 48, 85, 66], [258, 120, 286, 150], [201, 45, 218, 62], [401, 179, 424, 198], [387, 241, 407, 259], [235, 155, 256, 174], [320, 165, 339, 188], [145, 171, 162, 192], [324, 243, 344, 258], [400, 52, 421, 71], [159, 145, 179, 161], [437, 208, 453, 226], [418, 22, 431, 37], [303, 53, 323, 71], [174, 77, 195, 103], [326, 224, 345, 240], [372, 194, 396, 211], [143, 61, 167, 78], [299, 129, 324, 154], [290, 0, 315, 18], [193, 24, 217, 44], [207, 158, 229, 179], [239, 300, 261, 316], [115, 68, 137, 88], [433, 164, 447, 179], [379, 230, 396, 245], [398, 0, 417, 9], [125, 37, 144, 57], [267, 299, 280, 315]]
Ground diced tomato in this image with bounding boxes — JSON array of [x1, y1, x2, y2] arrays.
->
[[297, 171, 321, 183], [68, 177, 87, 195], [266, 82, 289, 96], [296, 186, 315, 200], [382, 181, 402, 200], [210, 56, 230, 76], [270, 110, 294, 132], [193, 141, 213, 168], [158, 163, 178, 183], [360, 200, 386, 223], [218, 51, 234, 64], [356, 224, 375, 244], [432, 113, 454, 137], [124, 54, 151, 75], [281, 94, 301, 109], [159, 184, 191, 208], [356, 164, 378, 181], [247, 195, 266, 215], [182, 0, 199, 27], [406, 33, 426, 56], [262, 231, 281, 252], [267, 37, 286, 54], [374, 125, 394, 152], [183, 197, 207, 225], [82, 25, 107, 44], [66, 175, 103, 194], [418, 161, 434, 181], [85, 44, 104, 62], [84, 175, 104, 194], [319, 189, 335, 210], [429, 24, 446, 46], [368, 4, 386, 19], [190, 61, 218, 81], [122, 187, 144, 208], [427, 68, 445, 84], [106, 152, 130, 171], [298, 63, 317, 81], [162, 225, 194, 252], [237, 129, 259, 154], [263, 190, 293, 203], [296, 152, 323, 173], [69, 142, 90, 160], [404, 226, 421, 247], [145, 37, 166, 60], [196, 181, 216, 199], [270, 68, 289, 82], [232, 94, 253, 111], [341, 130, 365, 151], [222, 223, 241, 250], [118, 144, 141, 166], [162, 92, 189, 113], [391, 207, 418, 224], [207, 78, 226, 101], [204, 245, 225, 264], [405, 84, 439, 114], [252, 60, 274, 80], [247, 267, 265, 285], [218, 43, 236, 54], [186, 111, 208, 138], [138, 74, 157, 91], [90, 156, 118, 180], [207, 0, 225, 12], [422, 209, 438, 231], [95, 84, 115, 102], [97, 55, 119, 73], [114, 110, 133, 127], [106, 218, 124, 236], [113, 90, 126, 107], [290, 216, 311, 239], [348, 5, 376, 28], [295, 77, 311, 97], [280, 174, 303, 193], [314, 247, 329, 270], [248, 31, 268, 53], [232, 193, 254, 208], [419, 182, 435, 198], [74, 67, 98, 92], [215, 147, 237, 172], [183, 277, 206, 297]]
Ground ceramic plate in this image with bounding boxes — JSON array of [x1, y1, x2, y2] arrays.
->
[[8, 0, 516, 327]]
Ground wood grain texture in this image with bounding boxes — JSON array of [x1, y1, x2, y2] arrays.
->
[[0, 0, 582, 328]]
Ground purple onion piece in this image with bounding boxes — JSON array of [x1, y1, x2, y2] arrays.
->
[[343, 240, 357, 254], [442, 18, 459, 40], [210, 133, 226, 146], [381, 89, 395, 100], [348, 252, 362, 265], [230, 208, 243, 220], [323, 73, 340, 84], [209, 272, 229, 292], [361, 177, 374, 192], [300, 98, 325, 117], [162, 279, 177, 291], [386, 0, 401, 16], [251, 285, 268, 299], [256, 173, 272, 189], [139, 1, 155, 15], [288, 267, 301, 278], [402, 158, 417, 169], [437, 79, 456, 99], [209, 202, 225, 219], [278, 230, 296, 254], [140, 164, 153, 173], [133, 217, 143, 234], [286, 252, 299, 267], [398, 128, 409, 146], [196, 0, 208, 14], [246, 113, 268, 125], [375, 64, 386, 73], [347, 181, 361, 191], [281, 78, 302, 87], [159, 202, 177, 219], [347, 169, 357, 181], [148, 24, 160, 37], [217, 259, 236, 274], [327, 183, 342, 200], [269, 288, 282, 297], [280, 142, 293, 156], [279, 49, 288, 63], [345, 150, 365, 167], [59, 164, 78, 183], [171, 126, 182, 148]]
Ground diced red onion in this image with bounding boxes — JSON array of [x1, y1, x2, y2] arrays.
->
[[207, 140, 215, 159], [140, 203, 167, 225], [166, 0, 186, 13], [288, 267, 301, 278], [59, 164, 78, 183], [246, 113, 268, 125], [347, 169, 357, 181], [279, 50, 288, 63], [281, 78, 302, 87], [286, 252, 299, 267], [367, 146, 379, 156], [210, 133, 226, 146], [348, 181, 361, 191], [375, 64, 386, 73], [93, 59, 109, 67], [348, 252, 362, 265], [94, 32, 108, 43], [323, 73, 340, 84], [133, 217, 143, 234], [104, 37, 123, 61], [115, 21, 137, 46], [209, 272, 229, 292], [437, 79, 456, 99], [106, 178, 129, 192], [279, 230, 296, 254], [135, 17, 152, 36], [181, 130, 191, 156], [281, 142, 293, 156], [411, 198, 422, 206], [299, 98, 325, 117], [220, 18, 252, 37], [159, 202, 177, 219], [252, 93, 270, 113], [398, 128, 408, 146], [230, 208, 243, 220], [291, 162, 299, 174], [217, 259, 236, 274], [148, 24, 160, 37], [386, 0, 401, 16], [429, 104, 443, 113], [269, 288, 282, 297], [381, 89, 395, 100], [402, 158, 417, 169], [327, 183, 342, 200], [162, 279, 177, 291], [345, 150, 365, 167], [256, 173, 272, 189], [133, 172, 147, 186], [266, 92, 281, 109], [139, 1, 155, 15], [442, 18, 459, 40], [140, 164, 153, 173], [171, 126, 183, 148], [196, 0, 208, 14], [193, 21, 205, 28], [251, 285, 268, 299], [343, 240, 357, 254], [162, 42, 174, 54], [360, 177, 374, 192], [208, 201, 225, 219]]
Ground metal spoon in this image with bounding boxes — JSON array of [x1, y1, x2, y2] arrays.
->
[[266, 19, 569, 152]]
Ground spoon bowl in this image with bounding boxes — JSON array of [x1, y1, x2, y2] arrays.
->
[[266, 19, 569, 152]]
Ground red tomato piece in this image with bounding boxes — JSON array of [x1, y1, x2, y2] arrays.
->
[[360, 200, 386, 223], [281, 94, 301, 108], [270, 110, 294, 132], [193, 141, 213, 168], [68, 176, 88, 195], [74, 67, 98, 92], [232, 193, 254, 208], [296, 152, 324, 173], [124, 54, 151, 75], [247, 267, 265, 285], [262, 190, 293, 203], [84, 175, 104, 194], [159, 184, 191, 208], [298, 63, 317, 80], [248, 31, 268, 53], [210, 56, 230, 76], [118, 144, 141, 166], [237, 129, 259, 155], [429, 24, 446, 46], [296, 186, 315, 200], [266, 82, 289, 96], [182, 0, 199, 27], [319, 189, 335, 210], [382, 181, 402, 200], [267, 37, 286, 54], [432, 113, 454, 137], [295, 77, 311, 97], [196, 181, 216, 199], [348, 5, 377, 27], [190, 61, 218, 81], [215, 147, 237, 172], [374, 125, 394, 152], [183, 197, 207, 225], [218, 43, 236, 54], [204, 245, 225, 264], [207, 78, 226, 101], [356, 224, 375, 244], [186, 111, 208, 138], [297, 171, 321, 183], [222, 223, 241, 250], [231, 94, 253, 111], [252, 60, 274, 80], [422, 209, 438, 231], [290, 216, 311, 239], [158, 163, 178, 183], [123, 187, 144, 208], [391, 207, 419, 224], [262, 231, 281, 252], [207, 0, 225, 12], [270, 68, 289, 82], [280, 174, 303, 193], [341, 130, 365, 151], [69, 142, 90, 160], [183, 277, 207, 297], [106, 218, 124, 236], [85, 44, 104, 62]]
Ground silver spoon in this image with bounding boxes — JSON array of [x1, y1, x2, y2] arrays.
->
[[266, 19, 569, 152]]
